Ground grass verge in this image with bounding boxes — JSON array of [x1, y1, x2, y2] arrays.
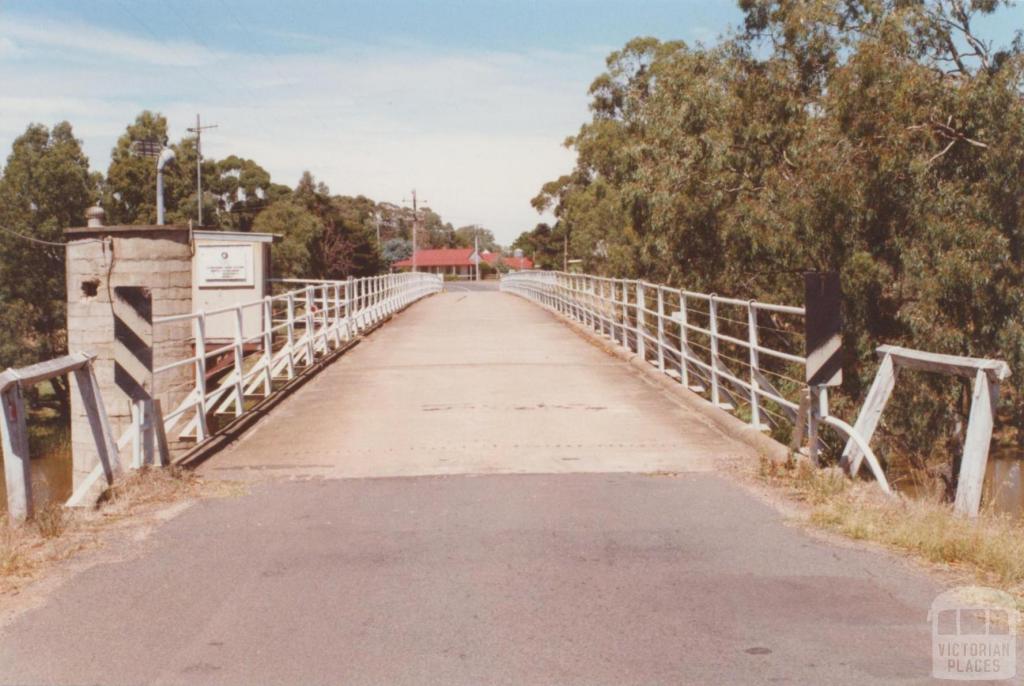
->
[[0, 467, 244, 596], [755, 456, 1024, 606]]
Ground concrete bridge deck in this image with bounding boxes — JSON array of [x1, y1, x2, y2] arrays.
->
[[204, 281, 735, 480], [0, 287, 944, 685]]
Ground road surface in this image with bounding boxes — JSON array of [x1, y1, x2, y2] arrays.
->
[[0, 290, 949, 685]]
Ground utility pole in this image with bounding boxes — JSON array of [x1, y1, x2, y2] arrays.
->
[[474, 232, 480, 281], [403, 190, 427, 272], [187, 114, 218, 226]]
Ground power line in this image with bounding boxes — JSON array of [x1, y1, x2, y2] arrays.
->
[[0, 225, 104, 247]]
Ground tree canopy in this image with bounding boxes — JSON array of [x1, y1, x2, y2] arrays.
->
[[0, 111, 476, 406], [520, 0, 1024, 473], [0, 121, 98, 413]]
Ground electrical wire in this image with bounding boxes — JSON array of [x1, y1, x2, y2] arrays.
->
[[0, 225, 104, 247]]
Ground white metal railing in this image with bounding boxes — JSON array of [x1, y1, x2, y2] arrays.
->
[[842, 345, 1010, 516], [150, 272, 442, 447], [501, 270, 891, 491], [0, 353, 121, 521], [58, 272, 442, 510]]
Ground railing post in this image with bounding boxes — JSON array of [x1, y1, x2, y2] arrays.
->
[[709, 295, 722, 407], [285, 293, 297, 378], [332, 284, 342, 343], [372, 276, 380, 323], [131, 399, 143, 469], [678, 292, 690, 389], [321, 284, 336, 348], [955, 369, 1000, 517], [73, 361, 121, 483], [583, 277, 592, 329], [620, 280, 629, 348], [356, 278, 364, 330], [194, 313, 210, 438], [0, 382, 32, 522], [747, 301, 763, 430], [808, 384, 826, 465], [130, 399, 158, 469], [232, 306, 245, 416], [607, 280, 614, 339], [656, 286, 666, 372], [304, 286, 316, 362], [345, 276, 354, 339], [636, 281, 646, 361], [261, 297, 273, 395], [602, 279, 610, 337]]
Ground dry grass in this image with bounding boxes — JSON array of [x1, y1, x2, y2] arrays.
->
[[757, 456, 1024, 604], [0, 467, 244, 595], [33, 504, 67, 539]]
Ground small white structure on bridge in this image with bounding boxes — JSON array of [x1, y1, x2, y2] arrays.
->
[[192, 230, 279, 342]]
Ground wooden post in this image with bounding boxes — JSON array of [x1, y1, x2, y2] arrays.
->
[[0, 382, 32, 522], [955, 369, 1000, 517]]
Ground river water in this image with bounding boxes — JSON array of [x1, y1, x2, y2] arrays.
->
[[983, 450, 1024, 518]]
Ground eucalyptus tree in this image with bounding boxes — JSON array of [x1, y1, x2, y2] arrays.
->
[[0, 121, 97, 414]]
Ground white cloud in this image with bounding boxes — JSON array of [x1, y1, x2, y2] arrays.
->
[[0, 15, 227, 67], [0, 13, 597, 243]]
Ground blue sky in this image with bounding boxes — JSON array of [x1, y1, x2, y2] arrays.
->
[[0, 1, 1021, 242]]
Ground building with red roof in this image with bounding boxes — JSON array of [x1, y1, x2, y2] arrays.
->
[[481, 251, 533, 271], [392, 248, 533, 277]]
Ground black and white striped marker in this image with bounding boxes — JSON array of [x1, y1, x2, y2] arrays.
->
[[113, 286, 153, 402], [804, 272, 843, 387]]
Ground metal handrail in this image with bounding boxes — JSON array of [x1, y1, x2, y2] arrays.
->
[[143, 272, 443, 450], [500, 270, 891, 493]]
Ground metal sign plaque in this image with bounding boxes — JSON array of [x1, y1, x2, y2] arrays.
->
[[804, 271, 843, 386], [196, 244, 254, 288]]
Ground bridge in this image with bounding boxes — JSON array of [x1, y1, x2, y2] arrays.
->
[[0, 274, 992, 684]]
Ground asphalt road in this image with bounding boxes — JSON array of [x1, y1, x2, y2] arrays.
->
[[442, 279, 500, 292], [0, 473, 943, 685]]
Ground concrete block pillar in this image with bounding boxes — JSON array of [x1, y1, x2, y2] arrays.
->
[[65, 209, 194, 489]]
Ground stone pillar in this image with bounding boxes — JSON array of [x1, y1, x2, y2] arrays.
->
[[65, 209, 193, 489]]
